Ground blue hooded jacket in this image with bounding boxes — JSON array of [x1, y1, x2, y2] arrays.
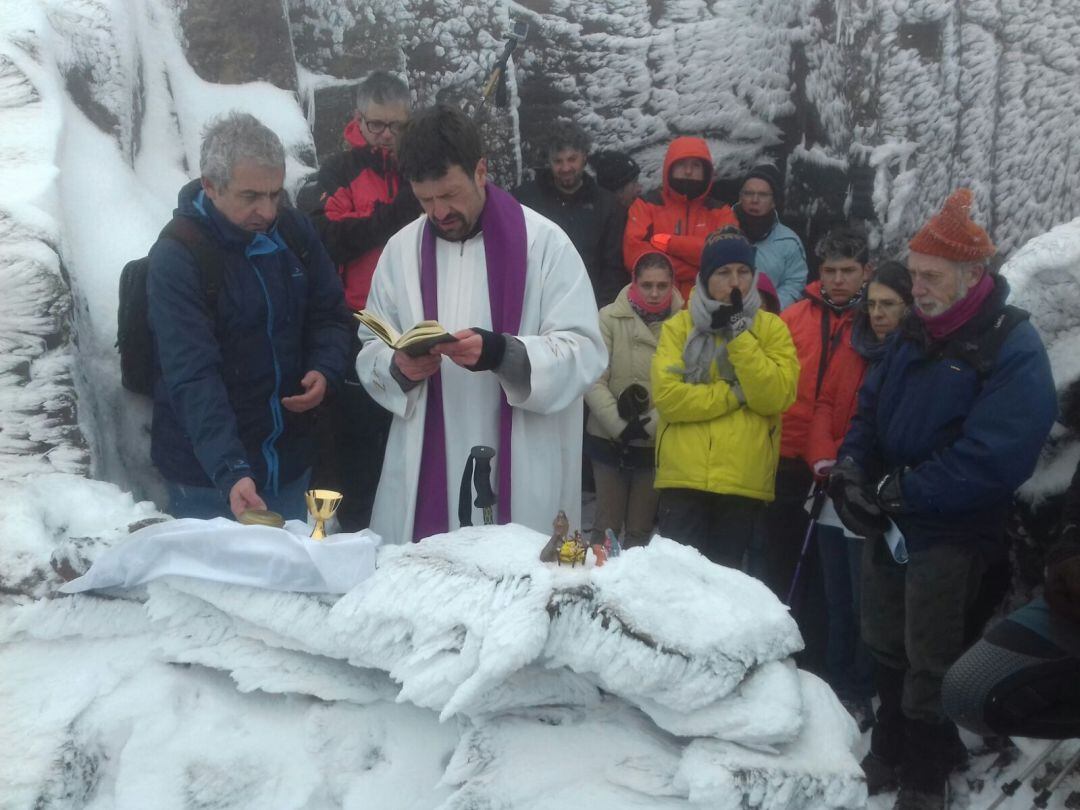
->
[[148, 179, 350, 498], [839, 275, 1056, 550]]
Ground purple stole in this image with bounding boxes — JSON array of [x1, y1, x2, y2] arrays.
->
[[412, 184, 528, 542]]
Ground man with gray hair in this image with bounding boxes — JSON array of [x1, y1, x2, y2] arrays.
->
[[514, 120, 626, 307], [830, 189, 1056, 809], [148, 110, 350, 521], [310, 71, 418, 530]]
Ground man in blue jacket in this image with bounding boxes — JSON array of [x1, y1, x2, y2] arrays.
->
[[148, 111, 350, 521], [734, 164, 808, 309], [829, 189, 1057, 810]]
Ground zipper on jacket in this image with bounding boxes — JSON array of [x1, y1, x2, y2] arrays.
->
[[249, 258, 284, 495], [655, 423, 670, 467]]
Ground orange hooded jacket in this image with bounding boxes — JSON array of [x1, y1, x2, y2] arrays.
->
[[623, 137, 737, 303], [778, 281, 864, 461]]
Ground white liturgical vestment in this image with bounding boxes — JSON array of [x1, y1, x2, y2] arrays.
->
[[357, 205, 607, 544]]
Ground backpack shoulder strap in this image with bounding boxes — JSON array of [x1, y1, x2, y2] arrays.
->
[[159, 216, 227, 317], [274, 208, 315, 272], [977, 305, 1029, 378], [948, 305, 1030, 380]]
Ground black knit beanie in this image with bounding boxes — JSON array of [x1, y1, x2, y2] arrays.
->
[[590, 150, 640, 192]]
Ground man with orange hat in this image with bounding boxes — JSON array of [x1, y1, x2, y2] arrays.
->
[[829, 189, 1057, 809]]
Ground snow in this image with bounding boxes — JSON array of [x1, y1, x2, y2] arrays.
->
[[1, 509, 866, 809], [1004, 216, 1080, 502], [3, 0, 1080, 806]]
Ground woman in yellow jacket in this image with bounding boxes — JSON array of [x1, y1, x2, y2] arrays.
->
[[585, 253, 684, 547], [652, 227, 799, 568]]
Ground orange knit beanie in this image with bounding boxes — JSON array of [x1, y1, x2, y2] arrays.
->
[[908, 188, 996, 262]]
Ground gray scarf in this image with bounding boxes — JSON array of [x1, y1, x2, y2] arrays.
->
[[677, 276, 762, 384]]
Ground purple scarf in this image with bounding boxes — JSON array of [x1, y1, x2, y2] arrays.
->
[[412, 184, 528, 541], [916, 272, 995, 340]]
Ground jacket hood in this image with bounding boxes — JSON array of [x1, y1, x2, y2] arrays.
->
[[175, 178, 267, 251], [610, 279, 685, 318], [343, 119, 369, 150], [662, 137, 714, 203]]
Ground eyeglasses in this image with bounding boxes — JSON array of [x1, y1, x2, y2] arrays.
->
[[739, 190, 774, 201], [866, 299, 905, 313], [362, 117, 406, 135]]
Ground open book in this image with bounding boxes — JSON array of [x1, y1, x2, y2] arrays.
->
[[354, 310, 459, 357]]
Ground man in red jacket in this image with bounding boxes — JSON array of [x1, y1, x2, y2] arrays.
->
[[758, 226, 872, 623], [622, 137, 737, 303], [311, 72, 420, 530]]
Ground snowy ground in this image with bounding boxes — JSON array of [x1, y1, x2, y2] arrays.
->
[[3, 485, 871, 809], [2, 0, 1080, 807], [2, 476, 1079, 808]]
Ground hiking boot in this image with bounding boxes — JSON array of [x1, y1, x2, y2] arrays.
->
[[894, 780, 949, 810], [861, 750, 901, 795]]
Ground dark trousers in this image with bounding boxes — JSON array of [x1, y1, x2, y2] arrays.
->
[[861, 535, 987, 723], [312, 377, 391, 532], [657, 488, 760, 569], [759, 456, 815, 598], [591, 460, 657, 547], [818, 525, 875, 700]]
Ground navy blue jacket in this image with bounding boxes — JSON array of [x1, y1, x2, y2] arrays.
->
[[840, 276, 1056, 549], [148, 179, 350, 498]]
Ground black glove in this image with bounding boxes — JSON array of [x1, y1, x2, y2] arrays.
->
[[1044, 536, 1080, 624], [828, 458, 889, 537], [464, 328, 507, 372], [826, 457, 862, 499], [875, 469, 907, 514], [617, 384, 650, 421], [619, 416, 650, 443], [709, 288, 749, 336]]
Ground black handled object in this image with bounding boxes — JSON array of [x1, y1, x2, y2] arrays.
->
[[458, 445, 497, 527], [480, 20, 529, 109]]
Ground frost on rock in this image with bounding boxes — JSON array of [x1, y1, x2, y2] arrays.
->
[[329, 526, 803, 730], [676, 672, 866, 810], [1005, 216, 1080, 502], [1, 481, 864, 808]]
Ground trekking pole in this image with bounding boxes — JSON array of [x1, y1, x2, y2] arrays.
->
[[471, 446, 497, 525], [1031, 744, 1080, 809], [458, 445, 497, 527], [987, 740, 1064, 809], [785, 484, 827, 607]]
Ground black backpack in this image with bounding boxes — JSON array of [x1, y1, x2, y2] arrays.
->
[[117, 213, 313, 396]]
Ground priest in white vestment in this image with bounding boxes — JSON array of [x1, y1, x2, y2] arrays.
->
[[356, 104, 607, 544]]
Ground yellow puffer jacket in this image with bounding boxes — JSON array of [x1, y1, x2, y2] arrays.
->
[[651, 307, 800, 501], [585, 284, 685, 445]]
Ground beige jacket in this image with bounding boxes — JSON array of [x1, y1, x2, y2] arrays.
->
[[585, 284, 684, 445]]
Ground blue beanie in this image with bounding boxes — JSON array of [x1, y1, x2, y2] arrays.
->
[[699, 227, 756, 285]]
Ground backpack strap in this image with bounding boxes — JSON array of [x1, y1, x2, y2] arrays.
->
[[274, 209, 314, 271], [945, 305, 1030, 380], [159, 216, 227, 319], [157, 210, 316, 319]]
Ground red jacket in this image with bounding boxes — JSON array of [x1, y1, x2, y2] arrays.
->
[[779, 281, 863, 461], [805, 346, 868, 468], [313, 122, 417, 310], [623, 137, 737, 303]]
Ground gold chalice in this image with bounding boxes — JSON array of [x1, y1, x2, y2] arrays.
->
[[305, 489, 343, 540]]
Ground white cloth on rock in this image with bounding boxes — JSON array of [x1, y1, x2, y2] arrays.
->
[[357, 206, 606, 544], [59, 517, 381, 594]]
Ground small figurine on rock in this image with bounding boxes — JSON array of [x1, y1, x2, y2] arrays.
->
[[539, 510, 571, 563], [558, 530, 588, 567]]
